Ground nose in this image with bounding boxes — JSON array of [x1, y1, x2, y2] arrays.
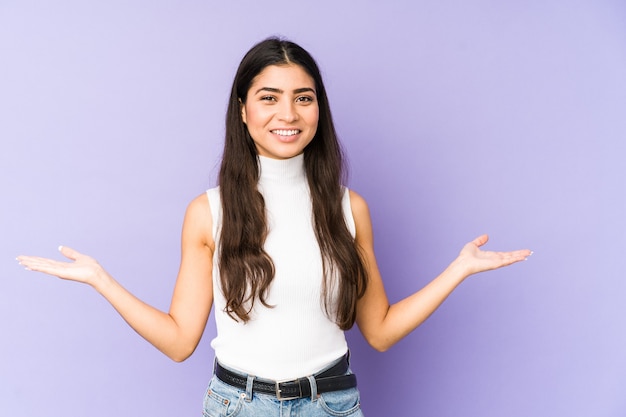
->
[[277, 101, 298, 122]]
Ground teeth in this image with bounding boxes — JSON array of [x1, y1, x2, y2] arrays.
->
[[272, 129, 299, 136]]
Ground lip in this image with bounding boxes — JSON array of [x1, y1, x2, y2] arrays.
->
[[270, 128, 302, 143]]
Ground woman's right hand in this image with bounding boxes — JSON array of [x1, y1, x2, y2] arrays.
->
[[15, 193, 215, 362], [17, 246, 108, 287]]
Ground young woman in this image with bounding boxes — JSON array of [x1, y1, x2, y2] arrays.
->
[[17, 38, 531, 416]]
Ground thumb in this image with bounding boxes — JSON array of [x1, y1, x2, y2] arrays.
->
[[58, 245, 82, 261], [471, 234, 489, 248]]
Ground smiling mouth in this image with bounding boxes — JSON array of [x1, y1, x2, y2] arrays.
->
[[271, 129, 301, 136]]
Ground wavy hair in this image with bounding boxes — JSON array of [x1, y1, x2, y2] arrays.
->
[[218, 37, 367, 330]]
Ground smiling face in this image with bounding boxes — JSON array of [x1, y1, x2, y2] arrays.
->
[[241, 64, 319, 160]]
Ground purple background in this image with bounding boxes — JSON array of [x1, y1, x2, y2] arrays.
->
[[2, 1, 625, 416]]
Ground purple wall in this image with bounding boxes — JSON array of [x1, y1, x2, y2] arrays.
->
[[2, 1, 625, 416]]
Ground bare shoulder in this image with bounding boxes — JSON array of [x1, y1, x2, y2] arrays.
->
[[186, 193, 212, 220], [187, 192, 210, 211], [349, 189, 369, 214], [349, 190, 371, 223], [183, 193, 214, 249], [349, 190, 374, 245]]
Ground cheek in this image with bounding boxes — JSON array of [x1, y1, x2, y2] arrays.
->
[[309, 108, 320, 129], [243, 106, 269, 128]]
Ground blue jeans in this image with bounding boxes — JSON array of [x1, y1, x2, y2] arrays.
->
[[202, 368, 363, 417]]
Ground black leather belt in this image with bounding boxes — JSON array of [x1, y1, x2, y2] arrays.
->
[[214, 353, 357, 400]]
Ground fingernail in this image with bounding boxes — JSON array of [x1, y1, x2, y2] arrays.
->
[[58, 245, 63, 252]]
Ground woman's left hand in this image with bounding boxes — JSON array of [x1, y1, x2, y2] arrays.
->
[[454, 234, 532, 277]]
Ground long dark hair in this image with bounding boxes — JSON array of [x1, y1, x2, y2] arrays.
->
[[218, 37, 367, 330]]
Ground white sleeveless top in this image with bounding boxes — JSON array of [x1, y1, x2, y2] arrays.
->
[[207, 153, 355, 380]]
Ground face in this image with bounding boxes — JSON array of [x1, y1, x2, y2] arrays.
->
[[241, 64, 319, 160]]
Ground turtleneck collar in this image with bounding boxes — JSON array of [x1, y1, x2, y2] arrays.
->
[[258, 153, 306, 185]]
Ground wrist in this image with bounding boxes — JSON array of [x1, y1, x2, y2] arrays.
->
[[90, 268, 114, 292], [446, 257, 472, 283]]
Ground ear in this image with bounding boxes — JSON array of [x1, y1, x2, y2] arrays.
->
[[239, 98, 247, 124]]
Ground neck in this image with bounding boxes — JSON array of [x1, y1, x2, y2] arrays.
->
[[258, 153, 306, 185]]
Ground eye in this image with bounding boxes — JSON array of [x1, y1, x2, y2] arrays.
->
[[260, 95, 277, 102], [295, 96, 314, 103]]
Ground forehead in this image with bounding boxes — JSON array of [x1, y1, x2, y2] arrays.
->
[[248, 64, 315, 92]]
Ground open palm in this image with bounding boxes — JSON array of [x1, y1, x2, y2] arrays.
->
[[17, 246, 105, 286], [457, 234, 531, 276]]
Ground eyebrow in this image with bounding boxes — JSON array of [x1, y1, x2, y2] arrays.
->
[[254, 87, 316, 95]]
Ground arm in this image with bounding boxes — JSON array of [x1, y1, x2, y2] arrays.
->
[[351, 191, 531, 352], [17, 193, 215, 362]]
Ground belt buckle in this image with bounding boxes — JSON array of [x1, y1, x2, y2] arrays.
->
[[275, 379, 302, 401]]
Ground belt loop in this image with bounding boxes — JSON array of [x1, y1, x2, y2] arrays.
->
[[244, 375, 255, 402], [307, 375, 318, 402]]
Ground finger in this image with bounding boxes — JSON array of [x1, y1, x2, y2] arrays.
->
[[59, 245, 81, 261], [516, 249, 533, 261], [16, 255, 51, 267], [16, 256, 63, 273], [497, 249, 533, 265], [503, 249, 532, 259], [471, 234, 489, 248]]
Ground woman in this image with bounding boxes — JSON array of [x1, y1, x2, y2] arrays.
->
[[17, 38, 531, 416]]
